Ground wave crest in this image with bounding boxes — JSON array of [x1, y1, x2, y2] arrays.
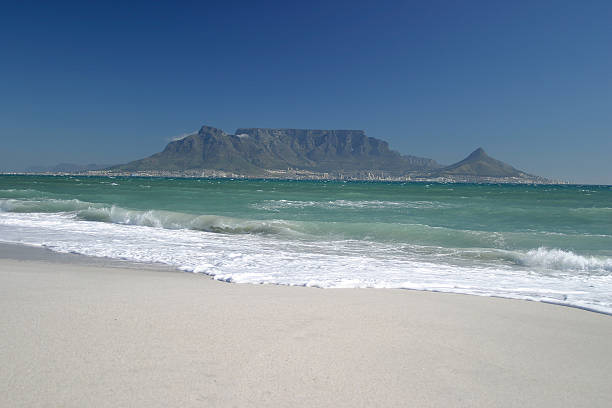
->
[[518, 247, 612, 274], [0, 198, 100, 213], [76, 206, 299, 235], [0, 198, 300, 236]]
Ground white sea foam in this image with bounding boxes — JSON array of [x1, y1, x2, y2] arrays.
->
[[0, 198, 302, 236], [1, 211, 611, 314], [0, 198, 99, 213], [251, 199, 454, 211], [570, 207, 612, 214], [518, 247, 612, 274]]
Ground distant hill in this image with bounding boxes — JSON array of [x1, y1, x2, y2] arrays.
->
[[113, 125, 440, 176], [25, 163, 112, 173], [431, 148, 535, 178]]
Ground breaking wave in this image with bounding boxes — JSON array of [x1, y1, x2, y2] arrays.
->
[[0, 198, 525, 246], [0, 198, 300, 236], [77, 206, 300, 235], [0, 198, 99, 213], [516, 247, 612, 274], [3, 198, 612, 254]]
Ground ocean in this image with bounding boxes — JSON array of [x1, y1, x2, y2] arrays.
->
[[1, 175, 611, 313]]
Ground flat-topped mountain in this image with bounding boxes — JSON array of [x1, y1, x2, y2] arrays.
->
[[432, 148, 534, 178], [114, 125, 440, 176]]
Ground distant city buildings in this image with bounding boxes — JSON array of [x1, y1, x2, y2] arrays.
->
[[4, 168, 565, 184]]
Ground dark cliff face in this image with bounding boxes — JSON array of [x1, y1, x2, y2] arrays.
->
[[115, 125, 439, 175], [235, 128, 393, 160]]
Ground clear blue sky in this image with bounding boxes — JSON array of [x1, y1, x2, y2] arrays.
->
[[1, 0, 611, 183]]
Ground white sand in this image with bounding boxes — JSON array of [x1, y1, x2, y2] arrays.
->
[[1, 255, 611, 407]]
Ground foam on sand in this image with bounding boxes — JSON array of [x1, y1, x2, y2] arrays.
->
[[1, 210, 611, 314]]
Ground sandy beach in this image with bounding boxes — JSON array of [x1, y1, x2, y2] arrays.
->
[[1, 245, 611, 407]]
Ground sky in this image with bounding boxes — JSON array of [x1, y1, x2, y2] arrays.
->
[[1, 0, 611, 183]]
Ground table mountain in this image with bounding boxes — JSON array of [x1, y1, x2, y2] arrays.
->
[[113, 125, 440, 175]]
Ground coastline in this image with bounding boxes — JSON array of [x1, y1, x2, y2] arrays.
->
[[2, 243, 611, 407], [2, 171, 565, 184]]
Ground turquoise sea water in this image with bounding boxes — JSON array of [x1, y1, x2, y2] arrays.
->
[[1, 175, 611, 312]]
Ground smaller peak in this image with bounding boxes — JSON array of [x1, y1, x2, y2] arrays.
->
[[473, 147, 486, 154], [467, 147, 487, 159]]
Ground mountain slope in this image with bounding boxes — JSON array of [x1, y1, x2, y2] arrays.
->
[[114, 125, 440, 175]]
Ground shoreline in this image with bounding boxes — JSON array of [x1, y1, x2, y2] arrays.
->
[[2, 244, 611, 407], [2, 241, 610, 316], [0, 241, 179, 272], [3, 171, 571, 185]]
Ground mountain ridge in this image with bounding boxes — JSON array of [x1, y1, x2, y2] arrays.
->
[[95, 125, 555, 183], [114, 125, 440, 176]]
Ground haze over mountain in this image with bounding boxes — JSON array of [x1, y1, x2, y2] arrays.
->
[[25, 163, 112, 173], [114, 125, 440, 176]]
